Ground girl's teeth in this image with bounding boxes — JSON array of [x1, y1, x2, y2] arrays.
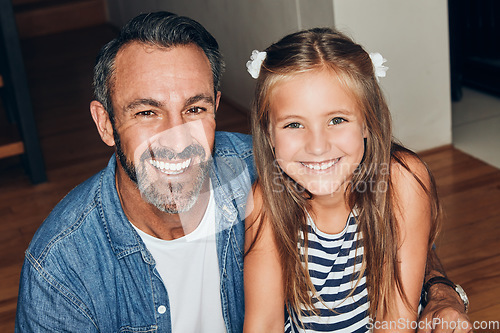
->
[[148, 158, 192, 174], [302, 158, 339, 170]]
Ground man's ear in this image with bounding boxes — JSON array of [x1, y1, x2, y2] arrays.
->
[[90, 100, 115, 147], [215, 91, 221, 113]]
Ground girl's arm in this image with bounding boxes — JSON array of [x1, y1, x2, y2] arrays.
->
[[376, 154, 433, 332], [243, 185, 285, 333]]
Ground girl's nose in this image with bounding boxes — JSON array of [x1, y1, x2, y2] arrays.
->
[[304, 128, 331, 156]]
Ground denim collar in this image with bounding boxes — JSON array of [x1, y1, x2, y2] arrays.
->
[[98, 156, 149, 261]]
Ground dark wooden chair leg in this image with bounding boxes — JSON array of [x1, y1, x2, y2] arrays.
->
[[0, 0, 46, 184]]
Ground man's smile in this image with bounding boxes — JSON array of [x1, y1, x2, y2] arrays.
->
[[148, 158, 192, 175]]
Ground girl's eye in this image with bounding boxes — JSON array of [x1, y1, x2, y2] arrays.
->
[[284, 122, 303, 129], [330, 117, 346, 125]]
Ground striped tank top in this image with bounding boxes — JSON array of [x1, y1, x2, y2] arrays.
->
[[284, 212, 370, 333]]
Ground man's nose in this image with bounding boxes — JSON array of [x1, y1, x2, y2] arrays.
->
[[157, 114, 192, 154]]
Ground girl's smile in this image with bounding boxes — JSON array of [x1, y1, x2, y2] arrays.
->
[[300, 157, 341, 172]]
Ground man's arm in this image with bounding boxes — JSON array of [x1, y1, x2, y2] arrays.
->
[[15, 253, 98, 332], [417, 249, 472, 333]]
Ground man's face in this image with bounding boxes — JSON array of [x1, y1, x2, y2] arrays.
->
[[110, 42, 218, 213]]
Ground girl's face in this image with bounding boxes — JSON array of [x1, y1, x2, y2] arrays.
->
[[269, 69, 367, 199]]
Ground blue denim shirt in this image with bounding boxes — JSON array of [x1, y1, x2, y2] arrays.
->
[[15, 131, 256, 333]]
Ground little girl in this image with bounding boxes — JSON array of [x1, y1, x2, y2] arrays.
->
[[243, 28, 440, 332]]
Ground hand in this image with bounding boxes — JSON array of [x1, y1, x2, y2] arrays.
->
[[417, 284, 472, 333]]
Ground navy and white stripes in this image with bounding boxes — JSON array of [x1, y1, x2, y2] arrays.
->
[[285, 213, 370, 333]]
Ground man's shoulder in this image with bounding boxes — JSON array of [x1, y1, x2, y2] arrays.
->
[[214, 131, 252, 157], [213, 131, 256, 181], [26, 169, 107, 260]]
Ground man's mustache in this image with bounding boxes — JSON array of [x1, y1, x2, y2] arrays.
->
[[140, 143, 206, 162]]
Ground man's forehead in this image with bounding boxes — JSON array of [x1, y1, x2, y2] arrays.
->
[[115, 41, 210, 71], [110, 41, 215, 102]]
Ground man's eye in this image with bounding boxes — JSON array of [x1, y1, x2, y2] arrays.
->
[[330, 117, 346, 125], [186, 107, 206, 114], [284, 122, 303, 129], [136, 110, 155, 117]]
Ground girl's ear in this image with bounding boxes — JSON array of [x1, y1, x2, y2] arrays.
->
[[268, 124, 275, 148], [362, 123, 368, 138]]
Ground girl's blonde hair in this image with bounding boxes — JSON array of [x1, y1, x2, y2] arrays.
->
[[249, 27, 440, 319]]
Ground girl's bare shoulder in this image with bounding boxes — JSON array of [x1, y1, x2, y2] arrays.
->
[[390, 150, 431, 192]]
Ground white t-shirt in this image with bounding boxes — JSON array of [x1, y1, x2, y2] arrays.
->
[[132, 186, 226, 332]]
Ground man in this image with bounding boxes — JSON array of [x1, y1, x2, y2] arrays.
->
[[16, 11, 470, 333]]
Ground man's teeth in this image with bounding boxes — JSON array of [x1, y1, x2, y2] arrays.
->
[[149, 158, 191, 174], [302, 158, 340, 170]]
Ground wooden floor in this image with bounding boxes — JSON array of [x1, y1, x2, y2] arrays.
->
[[0, 25, 499, 332]]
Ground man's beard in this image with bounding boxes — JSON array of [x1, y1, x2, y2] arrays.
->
[[115, 132, 210, 214]]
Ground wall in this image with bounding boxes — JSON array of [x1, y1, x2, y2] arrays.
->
[[332, 0, 452, 151], [105, 0, 451, 151]]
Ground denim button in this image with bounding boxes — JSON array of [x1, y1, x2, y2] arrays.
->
[[158, 305, 166, 314]]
